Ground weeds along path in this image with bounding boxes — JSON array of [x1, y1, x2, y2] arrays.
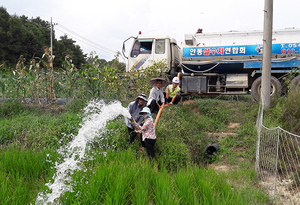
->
[[174, 97, 256, 167], [179, 97, 258, 171]]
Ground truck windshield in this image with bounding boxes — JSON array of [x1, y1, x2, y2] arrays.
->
[[130, 39, 153, 57]]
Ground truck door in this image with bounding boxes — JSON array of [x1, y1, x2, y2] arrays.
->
[[153, 39, 170, 72], [128, 39, 154, 70]]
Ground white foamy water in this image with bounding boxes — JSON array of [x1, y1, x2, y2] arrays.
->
[[35, 99, 130, 204]]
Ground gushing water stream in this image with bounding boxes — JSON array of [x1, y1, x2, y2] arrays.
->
[[35, 100, 130, 204]]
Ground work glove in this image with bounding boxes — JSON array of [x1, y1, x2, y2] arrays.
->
[[129, 118, 136, 125]]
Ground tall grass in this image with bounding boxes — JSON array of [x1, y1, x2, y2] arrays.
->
[[56, 149, 269, 204], [265, 87, 300, 135], [0, 97, 272, 204], [0, 100, 81, 149]]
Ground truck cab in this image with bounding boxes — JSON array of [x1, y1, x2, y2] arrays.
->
[[122, 33, 181, 77]]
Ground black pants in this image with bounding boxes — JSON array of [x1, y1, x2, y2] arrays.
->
[[127, 127, 145, 147], [147, 100, 162, 113], [144, 139, 156, 159], [163, 92, 182, 104]]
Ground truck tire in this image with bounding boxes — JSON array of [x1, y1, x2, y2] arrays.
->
[[251, 76, 282, 101], [289, 75, 300, 91]]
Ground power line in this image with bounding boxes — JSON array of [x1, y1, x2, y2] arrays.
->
[[54, 27, 116, 57], [56, 24, 116, 54], [58, 24, 115, 53]]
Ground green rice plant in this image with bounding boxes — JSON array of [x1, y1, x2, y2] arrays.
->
[[193, 168, 216, 204], [0, 148, 57, 205], [62, 156, 111, 204], [192, 167, 249, 204], [131, 163, 152, 205], [104, 172, 130, 205], [0, 172, 10, 204], [174, 167, 196, 205], [61, 149, 140, 204], [154, 168, 180, 205]]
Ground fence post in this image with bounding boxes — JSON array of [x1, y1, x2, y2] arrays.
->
[[255, 133, 261, 173], [255, 101, 264, 173], [273, 128, 280, 200]]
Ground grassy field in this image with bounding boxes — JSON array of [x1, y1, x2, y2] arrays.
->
[[0, 95, 275, 204]]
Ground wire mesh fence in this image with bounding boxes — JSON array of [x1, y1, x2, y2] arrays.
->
[[256, 102, 300, 204]]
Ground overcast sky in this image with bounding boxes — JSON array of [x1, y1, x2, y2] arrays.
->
[[2, 0, 300, 62]]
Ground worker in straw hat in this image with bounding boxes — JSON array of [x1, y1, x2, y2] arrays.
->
[[147, 77, 168, 113], [164, 76, 181, 106], [125, 94, 147, 144], [130, 107, 156, 159]]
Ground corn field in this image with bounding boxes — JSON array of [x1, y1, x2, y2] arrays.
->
[[0, 52, 169, 105]]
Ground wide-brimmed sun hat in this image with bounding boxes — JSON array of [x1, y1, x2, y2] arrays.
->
[[136, 94, 147, 102], [139, 107, 151, 115], [148, 77, 168, 87]]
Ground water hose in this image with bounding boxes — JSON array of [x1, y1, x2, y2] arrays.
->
[[154, 107, 163, 127]]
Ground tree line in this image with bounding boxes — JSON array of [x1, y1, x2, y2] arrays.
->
[[0, 6, 125, 71]]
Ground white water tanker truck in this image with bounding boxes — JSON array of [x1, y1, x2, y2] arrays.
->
[[122, 28, 300, 101]]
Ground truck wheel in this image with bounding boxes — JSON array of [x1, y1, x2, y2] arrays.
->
[[289, 75, 300, 91], [251, 76, 282, 101]]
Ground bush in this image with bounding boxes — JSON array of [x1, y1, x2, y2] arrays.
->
[[0, 100, 25, 118]]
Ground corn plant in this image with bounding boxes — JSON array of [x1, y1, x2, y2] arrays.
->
[[80, 55, 130, 101], [59, 55, 80, 102], [39, 47, 61, 104], [11, 49, 61, 104], [129, 60, 169, 99], [0, 72, 8, 98]]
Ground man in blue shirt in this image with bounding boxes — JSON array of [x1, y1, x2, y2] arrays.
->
[[125, 94, 147, 143]]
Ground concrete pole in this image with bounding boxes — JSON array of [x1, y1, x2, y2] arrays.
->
[[261, 0, 273, 109], [50, 17, 53, 69]]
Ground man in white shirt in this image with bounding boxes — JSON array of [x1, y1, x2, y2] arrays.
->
[[147, 79, 165, 113]]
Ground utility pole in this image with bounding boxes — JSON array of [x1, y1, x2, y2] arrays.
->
[[49, 17, 58, 104], [50, 17, 58, 68], [50, 17, 53, 69], [261, 0, 273, 109]]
